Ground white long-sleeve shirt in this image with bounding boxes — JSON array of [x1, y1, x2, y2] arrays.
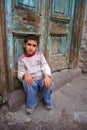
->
[[18, 52, 51, 81]]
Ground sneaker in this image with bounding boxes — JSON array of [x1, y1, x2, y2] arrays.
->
[[25, 107, 35, 114], [41, 98, 53, 110], [45, 105, 53, 110]]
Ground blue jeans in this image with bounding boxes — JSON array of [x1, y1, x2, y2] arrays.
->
[[22, 79, 55, 108]]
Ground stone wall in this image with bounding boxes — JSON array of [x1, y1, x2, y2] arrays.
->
[[78, 2, 87, 72]]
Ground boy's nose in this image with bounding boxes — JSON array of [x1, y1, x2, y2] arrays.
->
[[30, 45, 33, 49]]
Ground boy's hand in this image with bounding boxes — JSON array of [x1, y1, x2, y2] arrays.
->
[[23, 73, 33, 85], [42, 75, 52, 89]]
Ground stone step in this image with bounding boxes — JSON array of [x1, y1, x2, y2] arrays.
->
[[7, 68, 82, 112]]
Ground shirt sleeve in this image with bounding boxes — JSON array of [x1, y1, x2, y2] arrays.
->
[[40, 53, 51, 77], [17, 59, 26, 81]]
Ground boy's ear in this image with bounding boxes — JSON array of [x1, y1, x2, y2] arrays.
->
[[37, 45, 39, 48], [23, 43, 25, 48]]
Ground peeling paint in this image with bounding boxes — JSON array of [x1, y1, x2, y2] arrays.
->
[[51, 22, 66, 34]]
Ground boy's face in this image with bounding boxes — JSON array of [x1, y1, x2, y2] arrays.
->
[[23, 40, 38, 55]]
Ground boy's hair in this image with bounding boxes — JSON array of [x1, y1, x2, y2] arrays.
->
[[24, 34, 39, 45]]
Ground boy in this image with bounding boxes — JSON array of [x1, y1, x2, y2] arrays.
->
[[18, 34, 55, 114]]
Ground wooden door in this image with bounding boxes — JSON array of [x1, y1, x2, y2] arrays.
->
[[46, 0, 75, 71], [5, 0, 46, 90], [5, 0, 85, 90]]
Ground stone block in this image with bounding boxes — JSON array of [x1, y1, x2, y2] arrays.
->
[[8, 89, 25, 112]]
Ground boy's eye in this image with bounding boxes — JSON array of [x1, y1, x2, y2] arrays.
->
[[28, 43, 37, 47]]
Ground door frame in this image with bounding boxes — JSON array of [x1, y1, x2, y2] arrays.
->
[[0, 0, 8, 84], [69, 0, 86, 68]]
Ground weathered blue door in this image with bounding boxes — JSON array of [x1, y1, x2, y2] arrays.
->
[[5, 0, 85, 90], [46, 0, 75, 71]]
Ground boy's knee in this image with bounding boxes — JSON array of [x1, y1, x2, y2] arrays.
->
[[22, 80, 36, 86]]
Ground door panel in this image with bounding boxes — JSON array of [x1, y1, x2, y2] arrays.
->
[[16, 0, 40, 12], [12, 8, 41, 34], [52, 0, 70, 19], [50, 35, 67, 55]]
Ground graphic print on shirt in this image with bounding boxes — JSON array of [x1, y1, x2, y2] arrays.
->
[[36, 60, 41, 66]]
